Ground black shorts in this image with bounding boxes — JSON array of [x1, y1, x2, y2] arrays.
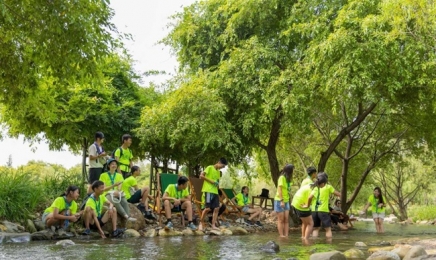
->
[[89, 168, 103, 184], [312, 212, 331, 228], [205, 192, 220, 210], [293, 206, 312, 218], [121, 170, 129, 179], [89, 217, 105, 230], [127, 190, 142, 204]]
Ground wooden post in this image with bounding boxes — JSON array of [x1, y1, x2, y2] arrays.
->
[[81, 137, 88, 196]]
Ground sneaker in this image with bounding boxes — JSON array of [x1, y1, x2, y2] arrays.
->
[[187, 222, 197, 231], [82, 229, 91, 235], [144, 210, 157, 220], [137, 204, 147, 214], [112, 228, 126, 237], [127, 217, 137, 222], [165, 221, 173, 230], [254, 221, 263, 227], [244, 219, 253, 226]]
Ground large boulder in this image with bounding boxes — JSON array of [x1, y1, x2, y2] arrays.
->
[[0, 221, 24, 233], [228, 226, 248, 235], [123, 229, 141, 238], [310, 251, 346, 260], [31, 230, 55, 241], [144, 229, 157, 237], [25, 219, 37, 233], [367, 251, 400, 260], [220, 228, 233, 236], [391, 245, 412, 259], [369, 247, 395, 254], [103, 204, 146, 232], [403, 246, 427, 260], [260, 241, 280, 253], [33, 220, 45, 231], [343, 248, 364, 259]]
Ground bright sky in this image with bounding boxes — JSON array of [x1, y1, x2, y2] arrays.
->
[[0, 0, 196, 168]]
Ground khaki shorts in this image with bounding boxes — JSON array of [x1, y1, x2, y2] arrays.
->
[[372, 212, 385, 219]]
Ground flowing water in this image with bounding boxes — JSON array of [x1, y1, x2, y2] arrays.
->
[[1, 222, 436, 260]]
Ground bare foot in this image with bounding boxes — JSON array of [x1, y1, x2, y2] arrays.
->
[[198, 223, 204, 231], [211, 226, 220, 231]]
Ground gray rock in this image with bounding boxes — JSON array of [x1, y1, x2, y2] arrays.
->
[[0, 221, 23, 233], [208, 229, 222, 236], [404, 246, 427, 260], [33, 220, 45, 231], [367, 251, 400, 260], [220, 228, 233, 236], [410, 255, 436, 260], [158, 229, 182, 236], [343, 248, 364, 259], [31, 230, 55, 241], [261, 241, 280, 253], [391, 245, 412, 259], [123, 229, 140, 238], [55, 239, 75, 246], [228, 226, 248, 235], [144, 229, 156, 237], [25, 219, 37, 233], [355, 242, 368, 247], [0, 232, 31, 243], [310, 251, 346, 260]]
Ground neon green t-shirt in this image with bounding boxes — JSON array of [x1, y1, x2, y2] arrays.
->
[[201, 165, 220, 194], [85, 194, 107, 218], [310, 184, 335, 212], [165, 184, 189, 202], [235, 193, 249, 206], [301, 177, 313, 187], [368, 194, 385, 213], [291, 184, 312, 211], [44, 197, 78, 214], [114, 147, 133, 172], [121, 176, 137, 200], [99, 171, 124, 195], [274, 175, 292, 202]]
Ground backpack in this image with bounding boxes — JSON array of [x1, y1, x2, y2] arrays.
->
[[102, 147, 131, 171]]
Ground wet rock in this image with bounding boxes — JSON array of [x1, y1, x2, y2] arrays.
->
[[355, 242, 367, 247], [403, 246, 427, 260], [158, 229, 182, 236], [261, 241, 280, 253], [209, 229, 222, 236], [33, 220, 45, 231], [228, 226, 248, 235], [343, 248, 364, 259], [55, 239, 75, 246], [31, 230, 55, 241], [220, 228, 233, 236], [309, 251, 346, 260], [25, 219, 37, 233], [0, 221, 24, 233], [392, 245, 412, 259], [182, 229, 194, 236], [367, 251, 400, 260], [0, 232, 31, 243], [143, 229, 156, 237], [411, 256, 436, 260], [194, 230, 205, 236], [123, 229, 141, 238], [369, 247, 395, 254], [102, 204, 146, 233]]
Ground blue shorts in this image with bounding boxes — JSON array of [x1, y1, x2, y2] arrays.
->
[[274, 200, 290, 213], [242, 206, 250, 213]]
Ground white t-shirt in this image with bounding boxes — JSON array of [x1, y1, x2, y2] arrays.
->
[[88, 143, 106, 168]]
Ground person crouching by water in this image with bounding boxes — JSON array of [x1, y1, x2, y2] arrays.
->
[[362, 187, 385, 233], [42, 185, 81, 233], [82, 181, 125, 238], [291, 183, 314, 240], [274, 164, 294, 238], [302, 172, 341, 238], [232, 186, 263, 227], [99, 158, 136, 222]]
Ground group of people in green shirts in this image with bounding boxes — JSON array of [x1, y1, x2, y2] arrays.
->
[[275, 164, 386, 239]]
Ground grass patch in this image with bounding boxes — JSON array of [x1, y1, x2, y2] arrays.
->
[[408, 205, 436, 221]]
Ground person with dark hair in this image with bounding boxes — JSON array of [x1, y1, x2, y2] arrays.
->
[[199, 158, 228, 231], [82, 181, 125, 238], [274, 164, 294, 237], [162, 176, 197, 230], [301, 167, 317, 186], [42, 186, 81, 232], [87, 132, 108, 193], [331, 199, 353, 228], [121, 166, 155, 220], [291, 182, 314, 239], [100, 158, 136, 222], [114, 134, 133, 179], [362, 187, 385, 233], [232, 186, 263, 227], [303, 172, 341, 238]]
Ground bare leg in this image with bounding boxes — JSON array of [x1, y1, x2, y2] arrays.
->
[[83, 207, 93, 229], [379, 218, 384, 233], [211, 208, 219, 230], [277, 212, 285, 237], [164, 200, 172, 219], [325, 227, 332, 238], [304, 216, 314, 239], [301, 220, 306, 238], [374, 218, 380, 233], [199, 208, 210, 231], [141, 187, 150, 211], [247, 208, 261, 221], [284, 210, 289, 237], [182, 201, 193, 221], [312, 227, 320, 237]]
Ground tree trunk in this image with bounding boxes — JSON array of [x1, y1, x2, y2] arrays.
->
[[266, 106, 283, 187]]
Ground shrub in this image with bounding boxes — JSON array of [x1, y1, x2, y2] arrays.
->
[[408, 205, 436, 221]]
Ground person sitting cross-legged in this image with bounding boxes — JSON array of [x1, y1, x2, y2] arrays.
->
[[82, 181, 125, 238], [162, 176, 197, 230], [232, 186, 263, 227], [121, 166, 155, 220]]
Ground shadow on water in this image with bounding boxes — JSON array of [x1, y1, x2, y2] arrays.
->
[[1, 222, 436, 260]]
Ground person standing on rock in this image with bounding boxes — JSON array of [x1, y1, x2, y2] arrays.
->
[[274, 164, 294, 238], [87, 132, 108, 194], [303, 172, 341, 238], [199, 158, 228, 231], [162, 176, 197, 231], [301, 167, 317, 187], [114, 134, 134, 179], [232, 186, 263, 227], [82, 180, 125, 238], [121, 166, 155, 220], [362, 187, 385, 233], [291, 182, 314, 240], [99, 158, 136, 222], [42, 186, 81, 232]]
